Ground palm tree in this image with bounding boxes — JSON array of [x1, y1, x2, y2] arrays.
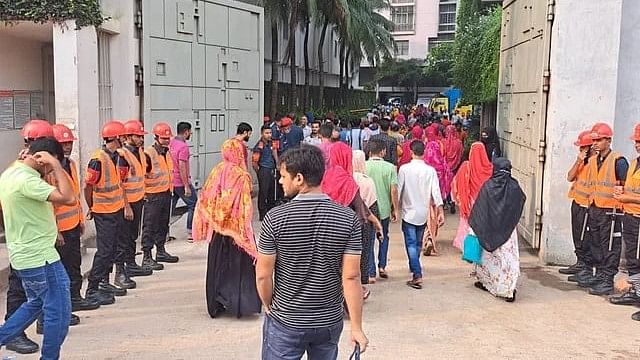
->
[[262, 0, 289, 119], [288, 0, 300, 111]]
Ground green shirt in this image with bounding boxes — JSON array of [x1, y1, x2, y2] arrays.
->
[[0, 162, 59, 270], [366, 157, 398, 220]]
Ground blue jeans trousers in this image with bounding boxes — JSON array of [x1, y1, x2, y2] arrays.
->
[[402, 220, 426, 279], [368, 217, 390, 277], [172, 184, 198, 231], [262, 315, 343, 360], [0, 261, 71, 360]]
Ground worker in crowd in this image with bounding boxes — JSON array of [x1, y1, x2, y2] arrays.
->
[[252, 124, 279, 221], [610, 124, 640, 321], [141, 122, 179, 270], [562, 130, 594, 283], [1, 120, 61, 355], [84, 121, 130, 304], [170, 122, 198, 241], [580, 123, 628, 295], [116, 121, 154, 278]]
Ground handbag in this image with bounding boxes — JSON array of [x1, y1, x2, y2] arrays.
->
[[462, 233, 483, 265]]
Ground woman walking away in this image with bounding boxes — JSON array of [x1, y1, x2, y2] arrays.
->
[[353, 150, 380, 285], [322, 143, 382, 299], [398, 127, 423, 169], [422, 141, 453, 256], [469, 158, 526, 302], [193, 139, 261, 318], [481, 127, 502, 161], [451, 142, 493, 251], [443, 125, 464, 213]]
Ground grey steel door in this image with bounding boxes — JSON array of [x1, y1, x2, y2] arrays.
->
[[497, 0, 554, 248], [142, 0, 264, 187]]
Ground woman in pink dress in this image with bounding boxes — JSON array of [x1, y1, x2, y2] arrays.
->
[[422, 140, 453, 256]]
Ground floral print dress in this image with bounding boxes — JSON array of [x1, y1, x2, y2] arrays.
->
[[475, 230, 520, 298]]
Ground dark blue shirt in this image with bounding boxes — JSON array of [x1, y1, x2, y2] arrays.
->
[[282, 126, 304, 153], [253, 140, 276, 169]]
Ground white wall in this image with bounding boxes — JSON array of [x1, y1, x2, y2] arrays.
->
[[540, 0, 630, 264]]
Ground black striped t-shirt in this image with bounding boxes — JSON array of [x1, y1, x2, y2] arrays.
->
[[258, 193, 362, 329]]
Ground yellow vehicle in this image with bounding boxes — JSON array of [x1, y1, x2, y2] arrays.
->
[[429, 97, 449, 113]]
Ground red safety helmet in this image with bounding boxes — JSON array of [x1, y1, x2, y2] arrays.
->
[[52, 124, 77, 143], [123, 120, 148, 136], [22, 119, 54, 139], [631, 124, 640, 142], [102, 121, 126, 139], [280, 117, 293, 127], [152, 122, 173, 138], [590, 122, 613, 140], [574, 130, 594, 147]]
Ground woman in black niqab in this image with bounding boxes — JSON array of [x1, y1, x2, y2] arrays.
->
[[481, 127, 502, 161]]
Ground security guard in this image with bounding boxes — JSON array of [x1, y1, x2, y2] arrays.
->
[[2, 120, 56, 354], [610, 124, 640, 318], [252, 124, 278, 221], [562, 130, 594, 281], [141, 122, 179, 269], [579, 123, 628, 295], [116, 120, 154, 282], [84, 121, 130, 304]]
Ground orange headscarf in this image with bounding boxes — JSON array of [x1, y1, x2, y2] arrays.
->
[[453, 142, 493, 218], [192, 139, 256, 258]]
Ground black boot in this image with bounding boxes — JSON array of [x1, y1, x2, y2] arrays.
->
[[5, 333, 39, 354], [71, 295, 101, 312], [559, 261, 585, 275], [632, 310, 640, 321], [125, 261, 153, 277], [576, 268, 598, 288], [86, 287, 116, 305], [99, 280, 127, 296], [115, 264, 137, 289], [610, 289, 640, 305], [37, 314, 80, 334], [143, 251, 165, 270], [588, 275, 614, 295], [156, 245, 179, 263]]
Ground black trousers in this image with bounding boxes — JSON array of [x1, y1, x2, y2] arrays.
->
[[57, 225, 83, 299], [88, 210, 124, 288], [622, 214, 640, 277], [257, 167, 277, 220], [570, 201, 593, 266], [587, 206, 622, 277], [118, 200, 144, 265], [142, 192, 171, 252]]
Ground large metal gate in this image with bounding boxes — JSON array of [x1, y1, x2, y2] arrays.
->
[[142, 0, 264, 187], [497, 0, 554, 248]]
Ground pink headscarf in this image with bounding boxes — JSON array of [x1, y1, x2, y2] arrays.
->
[[444, 125, 463, 171], [424, 140, 453, 200], [322, 142, 359, 206], [411, 125, 423, 141], [352, 150, 377, 208], [425, 124, 438, 142]]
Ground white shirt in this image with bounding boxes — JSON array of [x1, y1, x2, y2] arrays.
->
[[398, 159, 443, 226], [304, 135, 322, 146], [301, 125, 312, 139]]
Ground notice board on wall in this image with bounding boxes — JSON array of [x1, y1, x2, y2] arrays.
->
[[0, 90, 46, 131]]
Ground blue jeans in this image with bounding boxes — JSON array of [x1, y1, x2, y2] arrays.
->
[[262, 315, 343, 360], [172, 184, 198, 231], [368, 217, 390, 277], [402, 220, 426, 278], [0, 261, 71, 360]]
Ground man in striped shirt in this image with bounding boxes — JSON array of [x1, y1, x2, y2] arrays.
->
[[256, 145, 368, 359]]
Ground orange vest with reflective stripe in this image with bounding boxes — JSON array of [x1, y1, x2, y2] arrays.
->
[[624, 160, 640, 216], [51, 160, 83, 232], [117, 147, 147, 202], [588, 151, 622, 209], [90, 149, 125, 214], [568, 163, 591, 207], [145, 145, 173, 194]]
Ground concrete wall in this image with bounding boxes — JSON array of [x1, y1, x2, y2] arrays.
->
[[539, 0, 639, 264], [394, 0, 439, 60]]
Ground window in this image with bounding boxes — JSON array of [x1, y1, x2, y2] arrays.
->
[[395, 40, 409, 56], [97, 32, 113, 129], [439, 3, 457, 33], [391, 5, 415, 32], [391, 0, 414, 3]]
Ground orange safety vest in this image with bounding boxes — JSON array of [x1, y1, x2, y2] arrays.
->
[[90, 149, 125, 214], [568, 162, 591, 207], [588, 151, 622, 209], [50, 160, 84, 232], [117, 147, 147, 203], [624, 159, 640, 216], [145, 145, 173, 194]]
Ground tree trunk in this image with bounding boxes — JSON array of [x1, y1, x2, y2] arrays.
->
[[318, 18, 329, 108], [289, 0, 299, 111], [303, 20, 310, 110], [344, 48, 351, 89], [270, 18, 279, 120], [338, 42, 345, 91]]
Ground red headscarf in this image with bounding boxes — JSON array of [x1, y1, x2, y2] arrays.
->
[[426, 124, 438, 142], [453, 142, 493, 218], [424, 141, 453, 199], [322, 142, 359, 206], [411, 124, 423, 140], [444, 125, 463, 171]]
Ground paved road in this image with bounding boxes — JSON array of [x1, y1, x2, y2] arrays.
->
[[2, 213, 640, 359]]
